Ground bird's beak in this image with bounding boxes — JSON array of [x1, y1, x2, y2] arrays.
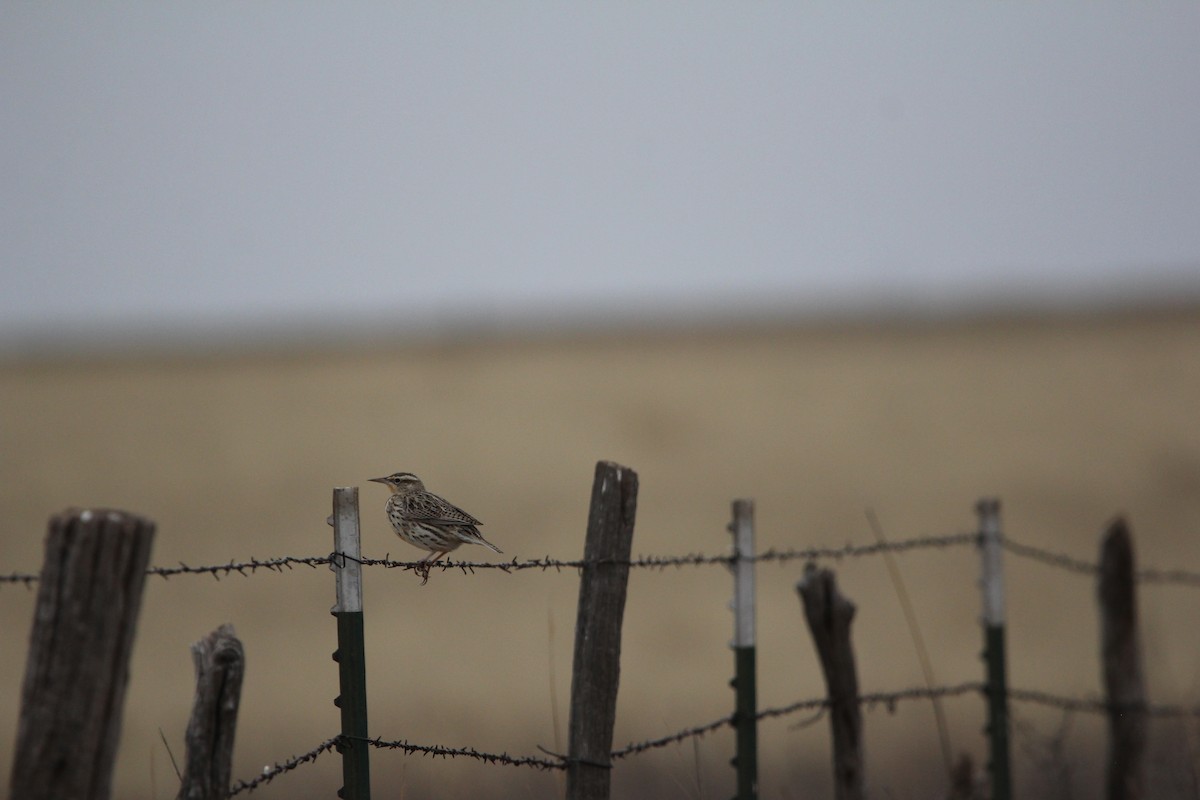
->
[[368, 476, 389, 485]]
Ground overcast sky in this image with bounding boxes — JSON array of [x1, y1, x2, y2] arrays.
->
[[3, 5, 1199, 351]]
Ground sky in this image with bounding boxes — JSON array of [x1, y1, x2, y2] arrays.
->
[[3, 4, 1199, 352]]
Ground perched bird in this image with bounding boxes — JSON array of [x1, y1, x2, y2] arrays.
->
[[369, 471, 501, 584]]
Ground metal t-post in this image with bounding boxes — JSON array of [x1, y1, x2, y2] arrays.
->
[[729, 499, 758, 800], [331, 487, 371, 800], [977, 498, 1010, 800]]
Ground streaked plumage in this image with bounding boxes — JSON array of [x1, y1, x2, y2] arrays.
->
[[369, 471, 501, 584]]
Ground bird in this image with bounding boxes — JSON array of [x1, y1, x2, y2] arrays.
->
[[369, 471, 501, 584]]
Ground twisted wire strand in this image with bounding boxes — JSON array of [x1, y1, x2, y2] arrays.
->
[[583, 683, 990, 764], [225, 683, 983, 792], [360, 532, 980, 576], [6, 532, 1200, 589], [611, 715, 734, 760], [225, 682, 1200, 793], [352, 736, 565, 770], [0, 532, 979, 585], [149, 556, 330, 580], [1001, 538, 1200, 586], [226, 736, 340, 796], [1008, 687, 1200, 717]]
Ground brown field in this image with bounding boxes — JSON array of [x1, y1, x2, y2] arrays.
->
[[2, 308, 1199, 799]]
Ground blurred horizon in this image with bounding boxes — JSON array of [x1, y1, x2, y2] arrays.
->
[[4, 4, 1200, 359], [5, 285, 1200, 363]]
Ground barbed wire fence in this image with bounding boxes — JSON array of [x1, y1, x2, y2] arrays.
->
[[6, 527, 1200, 589], [7, 531, 1200, 588], [4, 471, 1199, 800], [224, 681, 1200, 797]]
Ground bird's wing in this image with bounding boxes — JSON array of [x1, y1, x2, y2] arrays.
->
[[405, 492, 483, 526]]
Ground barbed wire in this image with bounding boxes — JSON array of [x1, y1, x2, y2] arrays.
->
[[227, 736, 339, 796], [0, 533, 974, 586], [0, 556, 332, 586], [353, 736, 565, 770], [610, 684, 989, 762], [149, 556, 330, 580], [6, 531, 1200, 588], [1009, 687, 1200, 717], [225, 681, 1200, 795], [764, 532, 982, 562], [224, 681, 988, 795], [1001, 538, 1200, 587], [764, 682, 987, 721], [341, 533, 979, 578], [610, 715, 734, 760]]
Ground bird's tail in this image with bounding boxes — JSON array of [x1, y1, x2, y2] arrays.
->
[[464, 529, 502, 554]]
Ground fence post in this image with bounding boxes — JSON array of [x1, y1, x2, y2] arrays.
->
[[9, 508, 156, 800], [566, 461, 639, 800], [177, 624, 245, 800], [797, 564, 864, 800], [331, 487, 371, 800], [728, 499, 758, 800], [976, 498, 1011, 800], [1099, 516, 1145, 800]]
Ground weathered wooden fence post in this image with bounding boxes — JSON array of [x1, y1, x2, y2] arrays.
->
[[331, 487, 371, 800], [1099, 516, 1145, 800], [976, 498, 1011, 800], [177, 624, 245, 800], [797, 563, 864, 800], [566, 461, 639, 800], [728, 499, 758, 800], [9, 508, 156, 800]]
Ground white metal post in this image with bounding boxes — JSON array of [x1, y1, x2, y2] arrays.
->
[[977, 497, 1010, 800], [331, 487, 370, 800], [729, 499, 757, 800]]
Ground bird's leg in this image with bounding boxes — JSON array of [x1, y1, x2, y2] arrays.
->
[[416, 550, 448, 586]]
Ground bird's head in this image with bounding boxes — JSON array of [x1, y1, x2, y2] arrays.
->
[[369, 472, 425, 494]]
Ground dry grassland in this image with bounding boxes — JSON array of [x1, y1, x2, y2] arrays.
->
[[1, 309, 1198, 798]]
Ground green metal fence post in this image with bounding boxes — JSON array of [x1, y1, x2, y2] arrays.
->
[[729, 499, 758, 800], [977, 498, 1010, 800], [331, 487, 371, 800]]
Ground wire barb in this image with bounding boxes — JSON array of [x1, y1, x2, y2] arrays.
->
[[226, 736, 340, 796], [6, 530, 1200, 586], [1002, 537, 1200, 586], [224, 682, 1200, 793], [351, 736, 567, 770], [6, 530, 1198, 586]]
